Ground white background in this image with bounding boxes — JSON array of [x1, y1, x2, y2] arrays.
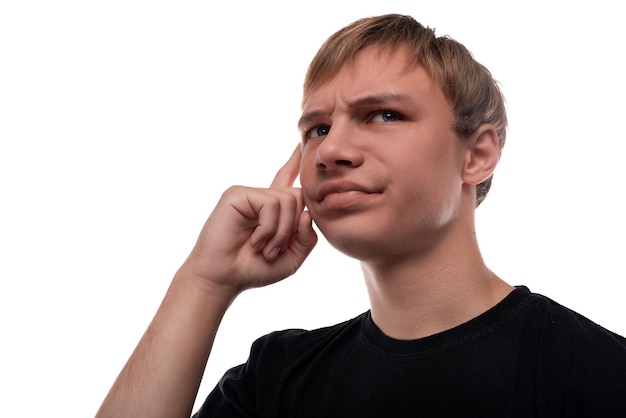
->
[[1, 1, 625, 416]]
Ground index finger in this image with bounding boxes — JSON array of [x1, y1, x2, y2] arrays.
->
[[270, 144, 302, 188]]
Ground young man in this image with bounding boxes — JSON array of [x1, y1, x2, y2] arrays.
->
[[97, 14, 626, 417]]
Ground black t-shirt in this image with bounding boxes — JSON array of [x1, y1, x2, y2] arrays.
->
[[194, 287, 626, 417]]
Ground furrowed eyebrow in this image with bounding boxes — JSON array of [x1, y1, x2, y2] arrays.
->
[[297, 93, 413, 131], [297, 110, 327, 131], [348, 93, 412, 109]]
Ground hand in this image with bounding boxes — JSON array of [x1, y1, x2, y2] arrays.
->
[[180, 145, 318, 294]]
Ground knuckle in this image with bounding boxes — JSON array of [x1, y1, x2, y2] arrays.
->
[[222, 185, 245, 198]]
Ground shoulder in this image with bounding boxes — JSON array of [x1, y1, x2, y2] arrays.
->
[[523, 290, 626, 350], [247, 312, 368, 365], [519, 289, 626, 409]]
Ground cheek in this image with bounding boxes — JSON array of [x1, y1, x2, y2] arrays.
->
[[298, 149, 314, 177], [392, 144, 463, 214]]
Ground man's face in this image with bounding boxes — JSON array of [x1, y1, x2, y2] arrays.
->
[[298, 46, 469, 262]]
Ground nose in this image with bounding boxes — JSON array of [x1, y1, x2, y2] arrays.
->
[[315, 121, 364, 172]]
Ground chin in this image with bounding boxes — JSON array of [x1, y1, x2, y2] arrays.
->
[[315, 220, 392, 262]]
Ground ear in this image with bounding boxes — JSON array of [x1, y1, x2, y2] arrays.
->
[[462, 124, 500, 186]]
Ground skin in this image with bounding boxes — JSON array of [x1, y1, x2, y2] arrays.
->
[[299, 46, 513, 339], [96, 44, 512, 417], [95, 148, 317, 418]]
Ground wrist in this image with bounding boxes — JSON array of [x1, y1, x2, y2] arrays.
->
[[172, 265, 241, 311]]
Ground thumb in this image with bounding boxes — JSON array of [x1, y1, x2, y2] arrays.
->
[[290, 210, 318, 260]]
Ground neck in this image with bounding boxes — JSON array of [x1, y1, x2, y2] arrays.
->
[[361, 226, 513, 340]]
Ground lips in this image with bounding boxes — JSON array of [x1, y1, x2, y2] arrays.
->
[[316, 179, 379, 203]]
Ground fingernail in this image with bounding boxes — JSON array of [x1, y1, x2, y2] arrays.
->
[[268, 247, 280, 260]]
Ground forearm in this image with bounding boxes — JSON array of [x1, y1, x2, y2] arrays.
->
[[96, 150, 316, 417], [96, 270, 238, 418]]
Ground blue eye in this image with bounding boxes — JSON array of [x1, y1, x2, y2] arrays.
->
[[307, 124, 331, 139], [372, 110, 400, 123]]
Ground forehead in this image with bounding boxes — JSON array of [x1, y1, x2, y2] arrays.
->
[[301, 46, 439, 111]]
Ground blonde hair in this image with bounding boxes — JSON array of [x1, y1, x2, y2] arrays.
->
[[303, 14, 507, 206]]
